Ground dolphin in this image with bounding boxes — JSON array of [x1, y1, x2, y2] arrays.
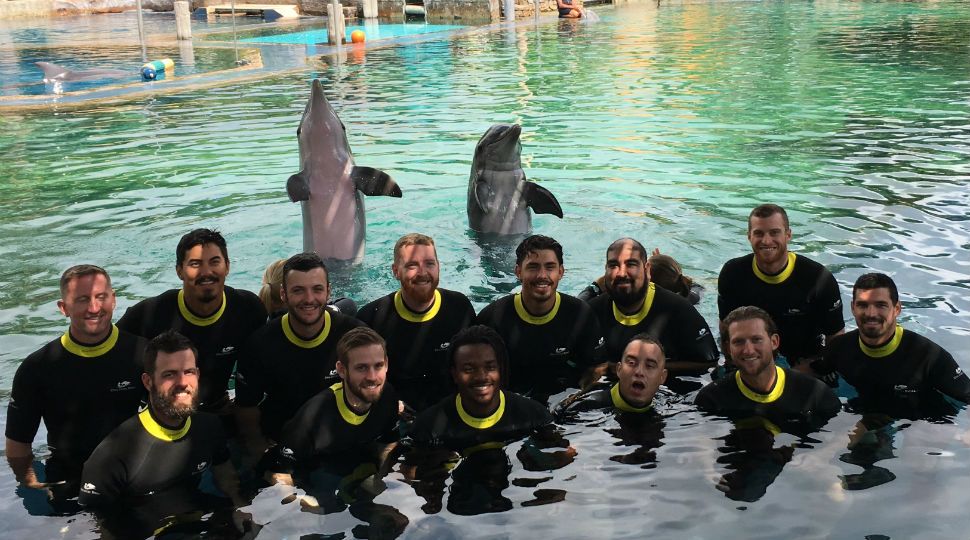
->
[[35, 62, 130, 83], [287, 79, 401, 261], [467, 124, 562, 234]]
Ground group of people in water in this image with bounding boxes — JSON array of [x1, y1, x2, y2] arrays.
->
[[5, 203, 968, 536]]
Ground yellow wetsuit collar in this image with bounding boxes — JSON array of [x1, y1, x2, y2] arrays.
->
[[282, 312, 332, 348], [612, 282, 656, 326], [139, 407, 191, 442], [332, 382, 370, 425], [394, 289, 442, 323], [752, 252, 797, 285], [610, 383, 653, 413], [177, 290, 226, 327], [456, 391, 506, 430], [61, 324, 119, 358], [859, 325, 904, 358], [735, 366, 786, 404], [514, 293, 560, 325]]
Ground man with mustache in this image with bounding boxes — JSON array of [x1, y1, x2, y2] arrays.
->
[[477, 235, 604, 403], [235, 252, 364, 463], [587, 238, 718, 375], [357, 234, 476, 412], [6, 265, 146, 506], [79, 331, 246, 525], [718, 204, 844, 369], [817, 273, 970, 415], [118, 229, 266, 418]]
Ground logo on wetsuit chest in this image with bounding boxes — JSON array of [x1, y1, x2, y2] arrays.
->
[[893, 384, 918, 395], [435, 342, 450, 352], [786, 308, 804, 316], [110, 380, 136, 392], [81, 482, 98, 494], [217, 346, 236, 356], [551, 347, 576, 367], [195, 461, 209, 473]]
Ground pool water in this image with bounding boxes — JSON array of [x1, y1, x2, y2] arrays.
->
[[1, 0, 970, 537], [240, 22, 465, 45]]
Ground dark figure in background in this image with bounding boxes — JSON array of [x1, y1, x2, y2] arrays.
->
[[5, 265, 146, 508], [357, 233, 476, 412], [117, 228, 266, 417], [557, 0, 584, 18]]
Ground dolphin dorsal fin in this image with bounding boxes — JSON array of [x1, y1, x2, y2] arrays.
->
[[35, 62, 68, 81], [286, 170, 311, 202], [524, 182, 563, 218], [352, 167, 402, 197]]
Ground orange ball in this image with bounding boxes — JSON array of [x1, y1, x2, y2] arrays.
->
[[351, 30, 366, 43]]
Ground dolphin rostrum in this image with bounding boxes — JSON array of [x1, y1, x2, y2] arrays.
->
[[35, 62, 130, 83], [287, 79, 402, 261], [467, 124, 562, 234]]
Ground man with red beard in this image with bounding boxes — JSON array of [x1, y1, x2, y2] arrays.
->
[[477, 235, 604, 404], [79, 331, 246, 524], [235, 252, 364, 463], [357, 234, 476, 412], [718, 204, 844, 369]]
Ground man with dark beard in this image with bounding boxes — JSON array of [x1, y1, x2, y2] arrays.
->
[[357, 234, 476, 412], [587, 238, 718, 375], [79, 331, 246, 526], [235, 252, 364, 463]]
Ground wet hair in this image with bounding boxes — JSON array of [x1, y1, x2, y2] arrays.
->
[[144, 330, 198, 377], [394, 233, 437, 264], [336, 327, 387, 368], [176, 229, 229, 267], [853, 272, 899, 305], [259, 259, 286, 314], [59, 264, 111, 296], [747, 204, 790, 232], [648, 254, 694, 298], [282, 252, 329, 289], [606, 238, 648, 263], [720, 306, 779, 347], [624, 333, 666, 363], [515, 235, 563, 266], [448, 325, 510, 387]]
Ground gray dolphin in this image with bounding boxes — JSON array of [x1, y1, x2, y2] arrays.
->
[[467, 124, 562, 234], [286, 79, 401, 262], [35, 62, 130, 83]]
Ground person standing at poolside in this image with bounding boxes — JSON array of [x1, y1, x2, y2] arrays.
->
[[5, 265, 146, 506], [556, 0, 584, 18], [357, 233, 476, 412], [117, 228, 266, 418], [477, 235, 604, 403], [717, 204, 844, 369]]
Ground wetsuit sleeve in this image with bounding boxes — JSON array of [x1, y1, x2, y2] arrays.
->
[[233, 336, 265, 408], [812, 270, 845, 336], [458, 295, 477, 327], [79, 439, 127, 508], [115, 299, 145, 336], [576, 309, 604, 370], [210, 418, 231, 465], [671, 302, 719, 367], [5, 359, 43, 444], [407, 406, 448, 448], [810, 382, 842, 420], [716, 263, 738, 321], [694, 384, 719, 412], [927, 348, 970, 404]]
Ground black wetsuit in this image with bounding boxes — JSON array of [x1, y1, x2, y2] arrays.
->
[[357, 289, 476, 411], [409, 391, 553, 450], [695, 366, 841, 428], [117, 286, 266, 412], [718, 253, 844, 362], [561, 384, 658, 417], [5, 325, 146, 497], [821, 327, 970, 417], [588, 283, 718, 371], [234, 312, 364, 440], [267, 381, 400, 473], [477, 293, 603, 402]]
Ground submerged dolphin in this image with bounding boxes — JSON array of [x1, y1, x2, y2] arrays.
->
[[467, 124, 562, 234], [35, 62, 130, 83], [287, 79, 402, 261]]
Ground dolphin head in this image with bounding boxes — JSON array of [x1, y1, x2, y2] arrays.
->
[[297, 79, 352, 162], [478, 124, 522, 165]]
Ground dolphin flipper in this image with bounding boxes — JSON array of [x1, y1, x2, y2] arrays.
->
[[352, 166, 402, 197], [524, 182, 563, 218], [472, 172, 491, 214], [286, 171, 311, 202]]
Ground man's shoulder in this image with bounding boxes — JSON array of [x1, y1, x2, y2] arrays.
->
[[21, 334, 69, 366], [225, 286, 266, 314], [330, 310, 365, 331], [586, 291, 612, 312], [504, 392, 553, 423], [439, 288, 474, 309], [651, 285, 697, 312], [719, 254, 753, 276], [478, 295, 514, 318], [128, 289, 180, 310], [782, 367, 832, 392], [695, 376, 737, 405], [358, 292, 396, 319]]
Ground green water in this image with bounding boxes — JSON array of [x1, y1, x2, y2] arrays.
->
[[1, 1, 969, 536]]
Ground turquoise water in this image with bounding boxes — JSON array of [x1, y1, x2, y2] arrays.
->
[[1, 0, 970, 536], [240, 22, 465, 44]]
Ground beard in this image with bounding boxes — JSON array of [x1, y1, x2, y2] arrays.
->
[[859, 318, 888, 341], [606, 278, 648, 309], [402, 278, 437, 307], [151, 385, 198, 422]]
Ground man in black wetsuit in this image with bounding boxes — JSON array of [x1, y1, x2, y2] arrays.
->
[[818, 273, 970, 416], [695, 306, 841, 427], [5, 265, 146, 505], [234, 252, 364, 462], [79, 331, 246, 535], [117, 229, 266, 418], [587, 238, 718, 375], [357, 234, 476, 412], [717, 204, 844, 368], [477, 235, 604, 403]]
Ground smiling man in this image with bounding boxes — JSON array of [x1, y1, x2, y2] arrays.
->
[[357, 234, 476, 412], [117, 229, 266, 416], [5, 265, 146, 506], [234, 252, 364, 461], [718, 205, 844, 368], [477, 235, 603, 403]]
